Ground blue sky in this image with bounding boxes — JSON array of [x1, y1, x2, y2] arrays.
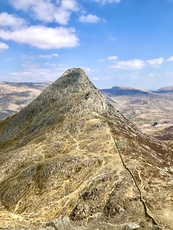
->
[[0, 0, 173, 89]]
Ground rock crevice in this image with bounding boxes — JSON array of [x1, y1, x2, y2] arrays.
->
[[115, 140, 160, 228]]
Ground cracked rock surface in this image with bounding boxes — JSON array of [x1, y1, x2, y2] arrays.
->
[[0, 68, 172, 229]]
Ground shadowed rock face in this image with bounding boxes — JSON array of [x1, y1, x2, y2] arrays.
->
[[0, 68, 173, 229]]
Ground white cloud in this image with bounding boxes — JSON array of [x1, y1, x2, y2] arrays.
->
[[94, 0, 121, 4], [109, 36, 117, 41], [39, 53, 60, 59], [39, 55, 54, 59], [79, 14, 100, 23], [92, 77, 99, 81], [147, 57, 164, 67], [167, 56, 173, 62], [108, 56, 118, 60], [98, 58, 104, 62], [44, 63, 57, 67], [83, 67, 97, 74], [0, 26, 78, 49], [52, 53, 60, 57], [98, 56, 118, 62], [9, 0, 79, 25], [110, 59, 145, 69], [61, 0, 78, 11], [9, 0, 36, 10], [0, 41, 9, 51], [0, 12, 26, 29], [9, 62, 67, 82], [149, 73, 154, 77]]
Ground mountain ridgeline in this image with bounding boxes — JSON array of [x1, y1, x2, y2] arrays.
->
[[100, 86, 150, 96], [0, 68, 172, 230]]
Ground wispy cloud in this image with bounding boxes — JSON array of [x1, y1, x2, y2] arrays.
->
[[79, 67, 98, 74], [147, 57, 164, 67], [167, 56, 173, 62], [39, 53, 60, 59], [98, 58, 104, 62], [108, 55, 118, 60], [9, 62, 67, 82], [149, 73, 154, 77], [109, 59, 145, 70], [0, 26, 78, 49], [79, 14, 100, 23], [92, 77, 99, 81], [0, 41, 9, 51], [98, 55, 118, 62], [94, 0, 122, 4]]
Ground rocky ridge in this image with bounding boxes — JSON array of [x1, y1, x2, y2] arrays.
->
[[0, 68, 172, 229]]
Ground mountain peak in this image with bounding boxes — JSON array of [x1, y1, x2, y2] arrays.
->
[[35, 67, 98, 107], [50, 68, 96, 93], [0, 69, 173, 230], [0, 68, 113, 147]]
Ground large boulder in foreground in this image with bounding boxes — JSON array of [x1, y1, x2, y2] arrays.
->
[[0, 68, 172, 229]]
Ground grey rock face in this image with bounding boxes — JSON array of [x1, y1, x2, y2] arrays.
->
[[46, 217, 73, 230]]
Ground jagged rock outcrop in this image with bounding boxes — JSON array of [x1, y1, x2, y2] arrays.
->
[[0, 68, 172, 229]]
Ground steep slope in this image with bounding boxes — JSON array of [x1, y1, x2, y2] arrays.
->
[[101, 91, 173, 139], [0, 68, 172, 230]]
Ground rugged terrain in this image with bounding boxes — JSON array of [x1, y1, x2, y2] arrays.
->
[[101, 87, 173, 142], [0, 82, 49, 119], [0, 68, 172, 229], [1, 82, 173, 143]]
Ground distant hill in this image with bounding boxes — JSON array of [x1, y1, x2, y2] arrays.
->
[[100, 86, 173, 143], [154, 86, 173, 94], [1, 81, 51, 90], [100, 86, 150, 96], [0, 81, 50, 119], [0, 84, 150, 119]]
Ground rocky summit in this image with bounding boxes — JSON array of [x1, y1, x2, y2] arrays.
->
[[0, 68, 173, 230]]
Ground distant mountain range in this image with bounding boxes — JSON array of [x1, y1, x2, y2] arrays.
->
[[1, 81, 173, 143], [100, 85, 173, 142], [154, 86, 173, 94], [100, 86, 150, 96], [0, 81, 50, 119], [101, 85, 173, 96], [1, 82, 173, 120]]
